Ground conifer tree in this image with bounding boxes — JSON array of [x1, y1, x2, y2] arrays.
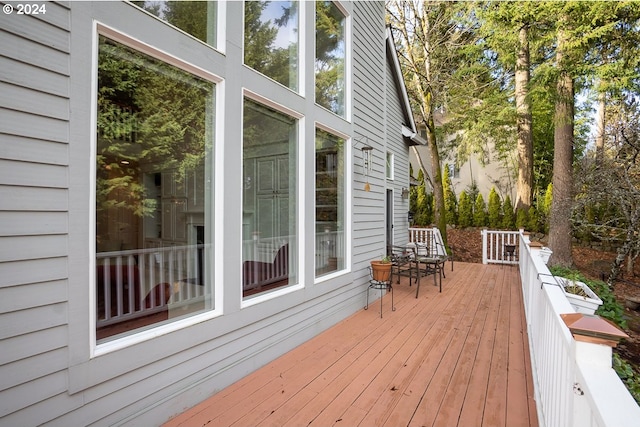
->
[[474, 194, 488, 227], [443, 166, 457, 225], [458, 191, 473, 228], [487, 188, 502, 228], [516, 208, 529, 230], [502, 195, 515, 230]]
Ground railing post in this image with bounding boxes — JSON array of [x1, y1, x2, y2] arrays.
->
[[481, 228, 488, 264]]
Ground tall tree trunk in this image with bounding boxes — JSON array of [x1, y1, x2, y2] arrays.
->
[[548, 22, 574, 268], [515, 24, 533, 212], [595, 88, 606, 166]]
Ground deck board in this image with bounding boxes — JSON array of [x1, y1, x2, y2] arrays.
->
[[163, 262, 537, 427]]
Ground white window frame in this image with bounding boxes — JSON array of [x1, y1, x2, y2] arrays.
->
[[240, 89, 305, 309], [91, 23, 224, 357]]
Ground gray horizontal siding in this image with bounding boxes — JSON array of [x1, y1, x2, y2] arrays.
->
[[0, 257, 68, 288], [385, 57, 411, 244], [0, 186, 68, 211], [0, 371, 68, 419], [0, 347, 68, 392], [0, 134, 69, 165], [1, 109, 69, 143], [0, 280, 67, 313], [1, 82, 69, 120], [0, 235, 67, 262], [0, 5, 71, 52], [0, 326, 67, 366], [0, 211, 68, 236], [352, 1, 386, 269], [0, 31, 70, 76], [0, 56, 69, 97], [0, 159, 68, 188], [0, 302, 67, 340]]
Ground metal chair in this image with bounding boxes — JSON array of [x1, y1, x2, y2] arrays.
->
[[387, 244, 418, 285]]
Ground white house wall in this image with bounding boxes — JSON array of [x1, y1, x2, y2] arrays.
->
[[0, 1, 412, 425]]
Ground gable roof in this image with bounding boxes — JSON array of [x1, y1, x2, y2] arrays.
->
[[385, 25, 427, 146]]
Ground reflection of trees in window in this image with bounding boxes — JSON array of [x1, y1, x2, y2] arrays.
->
[[133, 1, 218, 46], [315, 1, 345, 116], [244, 1, 299, 91], [96, 36, 214, 248]]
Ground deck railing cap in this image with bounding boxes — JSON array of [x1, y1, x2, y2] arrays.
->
[[561, 313, 629, 347]]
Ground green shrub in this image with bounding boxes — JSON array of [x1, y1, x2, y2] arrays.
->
[[488, 188, 502, 228], [502, 195, 515, 230], [613, 353, 640, 405], [443, 166, 457, 226], [458, 191, 473, 228], [474, 194, 487, 227], [516, 208, 528, 230], [527, 206, 540, 233]]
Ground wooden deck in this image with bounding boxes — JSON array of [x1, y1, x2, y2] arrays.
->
[[164, 262, 538, 427]]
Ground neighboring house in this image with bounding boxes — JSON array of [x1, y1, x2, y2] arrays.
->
[[0, 1, 424, 425], [409, 113, 516, 202]]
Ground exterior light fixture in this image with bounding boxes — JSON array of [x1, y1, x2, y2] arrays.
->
[[401, 187, 409, 199], [355, 138, 374, 191]]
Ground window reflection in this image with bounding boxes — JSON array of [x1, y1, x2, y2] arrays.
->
[[315, 129, 345, 276], [96, 36, 214, 342], [135, 1, 218, 47], [315, 1, 346, 116], [242, 99, 298, 298], [244, 1, 299, 91]]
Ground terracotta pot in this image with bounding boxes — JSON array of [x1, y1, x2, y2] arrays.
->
[[371, 260, 392, 282]]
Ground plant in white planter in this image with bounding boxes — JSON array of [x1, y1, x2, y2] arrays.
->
[[555, 276, 603, 315]]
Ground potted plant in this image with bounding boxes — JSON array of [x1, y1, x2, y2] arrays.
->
[[370, 255, 392, 282], [555, 276, 603, 315]]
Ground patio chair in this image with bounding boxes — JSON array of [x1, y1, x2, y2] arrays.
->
[[387, 244, 418, 285]]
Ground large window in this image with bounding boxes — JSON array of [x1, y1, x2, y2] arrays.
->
[[135, 1, 219, 48], [242, 98, 298, 299], [96, 35, 215, 343], [244, 1, 299, 91], [315, 129, 345, 277], [315, 1, 346, 117]]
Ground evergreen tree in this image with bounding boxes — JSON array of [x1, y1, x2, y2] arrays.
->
[[487, 187, 502, 228], [458, 191, 473, 228], [474, 194, 488, 227], [502, 195, 515, 230], [443, 166, 457, 225], [516, 208, 529, 230]]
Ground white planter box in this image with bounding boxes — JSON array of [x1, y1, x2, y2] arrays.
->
[[539, 247, 552, 264], [555, 276, 603, 315]]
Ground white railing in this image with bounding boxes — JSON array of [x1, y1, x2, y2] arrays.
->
[[96, 244, 206, 328], [518, 230, 640, 427], [481, 229, 520, 265], [408, 227, 447, 256]]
